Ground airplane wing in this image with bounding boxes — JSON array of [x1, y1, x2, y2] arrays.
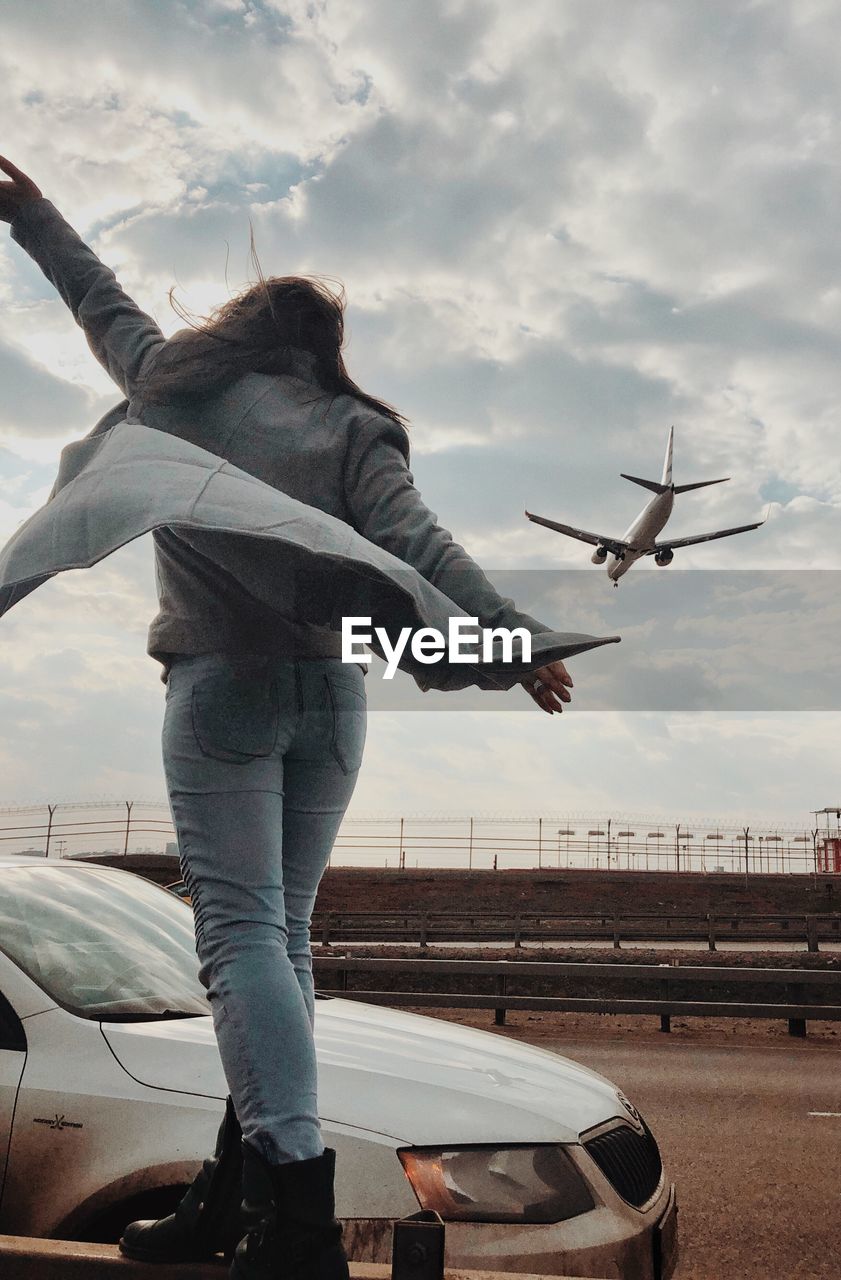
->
[[650, 518, 766, 552], [525, 511, 629, 557]]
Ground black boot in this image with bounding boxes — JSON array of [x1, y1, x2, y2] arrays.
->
[[119, 1095, 250, 1264], [230, 1140, 349, 1280]]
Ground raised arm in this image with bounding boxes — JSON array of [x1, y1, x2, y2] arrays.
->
[[1, 157, 165, 398], [344, 412, 574, 711]]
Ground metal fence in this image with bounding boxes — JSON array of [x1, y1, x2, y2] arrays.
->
[[0, 801, 838, 875], [311, 954, 841, 1037], [312, 910, 841, 951]]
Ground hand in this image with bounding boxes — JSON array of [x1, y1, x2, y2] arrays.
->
[[521, 660, 573, 714], [0, 156, 42, 223]]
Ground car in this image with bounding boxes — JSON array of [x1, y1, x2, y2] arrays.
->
[[163, 877, 191, 905], [0, 855, 677, 1278]]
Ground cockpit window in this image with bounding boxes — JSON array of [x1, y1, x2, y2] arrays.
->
[[0, 865, 210, 1020]]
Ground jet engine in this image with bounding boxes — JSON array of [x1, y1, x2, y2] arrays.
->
[[654, 548, 674, 566], [591, 546, 608, 564]]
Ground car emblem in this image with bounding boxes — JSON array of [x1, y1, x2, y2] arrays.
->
[[33, 1114, 83, 1131], [617, 1093, 642, 1125]]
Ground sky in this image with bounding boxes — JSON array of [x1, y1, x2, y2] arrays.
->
[[0, 0, 839, 830]]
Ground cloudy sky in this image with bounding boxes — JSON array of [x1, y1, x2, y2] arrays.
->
[[0, 0, 839, 831]]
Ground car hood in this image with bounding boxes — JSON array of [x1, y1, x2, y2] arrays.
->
[[101, 998, 624, 1145]]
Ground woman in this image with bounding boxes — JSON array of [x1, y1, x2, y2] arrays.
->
[[0, 157, 583, 1280]]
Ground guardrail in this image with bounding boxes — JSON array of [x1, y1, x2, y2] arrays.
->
[[312, 910, 841, 950], [312, 955, 841, 1037], [0, 1227, 595, 1280]]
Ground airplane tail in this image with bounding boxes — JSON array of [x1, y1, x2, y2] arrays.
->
[[623, 428, 730, 494], [673, 477, 730, 494], [661, 425, 674, 485], [619, 425, 675, 495], [620, 474, 668, 494]]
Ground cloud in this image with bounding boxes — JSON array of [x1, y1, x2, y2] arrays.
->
[[0, 336, 99, 437], [0, 0, 839, 818]]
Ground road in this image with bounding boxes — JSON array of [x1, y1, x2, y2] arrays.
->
[[547, 1033, 841, 1279], [338, 938, 841, 953]]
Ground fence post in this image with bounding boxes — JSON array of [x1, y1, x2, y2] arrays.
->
[[513, 915, 522, 948], [44, 803, 57, 859], [419, 913, 428, 949], [613, 913, 621, 950], [788, 982, 807, 1037], [123, 800, 133, 858], [707, 913, 717, 952], [660, 967, 672, 1033], [321, 914, 331, 948], [806, 915, 819, 953], [494, 973, 507, 1026]]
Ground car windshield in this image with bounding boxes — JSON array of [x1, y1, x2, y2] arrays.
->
[[0, 863, 210, 1021]]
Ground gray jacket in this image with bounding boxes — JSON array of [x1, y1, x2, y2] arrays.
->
[[5, 199, 618, 687]]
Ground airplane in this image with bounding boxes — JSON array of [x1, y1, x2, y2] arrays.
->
[[525, 427, 766, 585]]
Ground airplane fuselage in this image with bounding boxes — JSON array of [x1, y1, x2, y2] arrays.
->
[[604, 488, 674, 580]]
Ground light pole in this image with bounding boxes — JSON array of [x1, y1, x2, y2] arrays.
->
[[557, 829, 574, 868], [618, 831, 635, 870], [587, 829, 605, 869], [706, 831, 723, 875], [764, 834, 783, 873], [793, 834, 810, 875]]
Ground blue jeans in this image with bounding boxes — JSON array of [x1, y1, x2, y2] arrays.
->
[[161, 653, 366, 1165]]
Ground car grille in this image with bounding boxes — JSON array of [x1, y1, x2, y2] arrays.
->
[[584, 1120, 663, 1207]]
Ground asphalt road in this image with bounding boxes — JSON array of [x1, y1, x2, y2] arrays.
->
[[343, 938, 841, 953], [547, 1033, 841, 1280]]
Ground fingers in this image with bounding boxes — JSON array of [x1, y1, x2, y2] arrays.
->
[[0, 156, 25, 179], [521, 663, 574, 715], [545, 659, 573, 688], [537, 664, 572, 702], [521, 679, 554, 714], [0, 156, 41, 198]]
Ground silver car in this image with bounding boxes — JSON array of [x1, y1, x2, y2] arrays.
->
[[0, 856, 678, 1278]]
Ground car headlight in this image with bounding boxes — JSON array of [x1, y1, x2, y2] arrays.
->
[[397, 1144, 595, 1223]]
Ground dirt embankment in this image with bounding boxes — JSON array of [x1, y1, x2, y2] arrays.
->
[[87, 856, 840, 917], [315, 865, 840, 917]]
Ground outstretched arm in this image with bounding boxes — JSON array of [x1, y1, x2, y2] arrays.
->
[[1, 157, 165, 398], [344, 412, 574, 713]]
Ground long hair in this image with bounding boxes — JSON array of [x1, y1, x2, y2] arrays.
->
[[137, 234, 409, 429]]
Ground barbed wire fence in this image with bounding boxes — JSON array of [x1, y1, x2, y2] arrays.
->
[[1, 800, 839, 876]]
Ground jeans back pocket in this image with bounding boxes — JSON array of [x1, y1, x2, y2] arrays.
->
[[324, 669, 367, 774], [191, 663, 280, 763]]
